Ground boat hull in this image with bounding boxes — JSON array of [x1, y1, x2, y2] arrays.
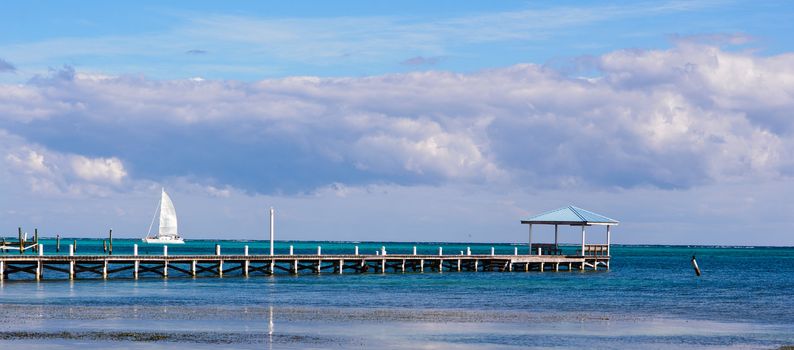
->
[[142, 237, 185, 244]]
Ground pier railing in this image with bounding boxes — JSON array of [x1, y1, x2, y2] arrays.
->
[[582, 244, 609, 256]]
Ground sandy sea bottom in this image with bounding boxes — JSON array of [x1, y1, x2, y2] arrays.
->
[[0, 305, 792, 349]]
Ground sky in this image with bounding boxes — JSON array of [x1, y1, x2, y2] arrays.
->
[[1, 1, 794, 245]]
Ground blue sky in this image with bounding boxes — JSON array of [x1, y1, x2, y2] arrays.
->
[[2, 1, 794, 245]]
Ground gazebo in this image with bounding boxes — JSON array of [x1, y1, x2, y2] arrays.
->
[[520, 205, 618, 257]]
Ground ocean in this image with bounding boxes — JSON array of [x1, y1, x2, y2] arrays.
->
[[0, 240, 792, 349]]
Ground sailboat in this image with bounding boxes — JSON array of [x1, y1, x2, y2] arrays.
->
[[143, 188, 185, 244]]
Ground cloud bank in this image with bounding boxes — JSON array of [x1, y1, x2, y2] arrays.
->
[[2, 42, 794, 243], [3, 42, 792, 194]]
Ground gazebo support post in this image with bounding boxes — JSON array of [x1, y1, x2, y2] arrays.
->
[[606, 225, 611, 269], [580, 226, 586, 256], [554, 225, 558, 247], [528, 224, 533, 255]]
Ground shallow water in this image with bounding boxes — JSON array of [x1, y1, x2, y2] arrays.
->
[[1, 241, 793, 349]]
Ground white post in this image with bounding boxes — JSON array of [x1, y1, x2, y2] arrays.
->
[[438, 247, 443, 256], [163, 245, 168, 256], [38, 244, 43, 256], [133, 244, 139, 279], [466, 247, 471, 256], [412, 246, 417, 255], [354, 246, 359, 255], [69, 244, 74, 279], [381, 246, 386, 256], [514, 247, 518, 255], [528, 224, 533, 255], [289, 245, 294, 255], [269, 207, 275, 256], [216, 244, 221, 256], [537, 247, 542, 255], [581, 226, 586, 256], [607, 225, 611, 256], [244, 245, 250, 277], [490, 247, 494, 256], [317, 246, 322, 256]]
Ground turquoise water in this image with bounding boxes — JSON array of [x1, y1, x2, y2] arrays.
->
[[1, 240, 793, 349]]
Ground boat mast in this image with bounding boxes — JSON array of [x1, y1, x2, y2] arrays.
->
[[145, 192, 163, 239]]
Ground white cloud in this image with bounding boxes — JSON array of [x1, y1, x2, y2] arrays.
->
[[1, 130, 129, 196], [1, 42, 793, 194], [70, 156, 127, 184]]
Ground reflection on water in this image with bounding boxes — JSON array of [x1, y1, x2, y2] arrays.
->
[[268, 305, 273, 350]]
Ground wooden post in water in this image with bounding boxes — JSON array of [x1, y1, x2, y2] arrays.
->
[[108, 229, 113, 256], [56, 234, 60, 253], [103, 240, 107, 253], [34, 229, 39, 253], [691, 255, 701, 276], [73, 240, 77, 253], [18, 227, 23, 255]]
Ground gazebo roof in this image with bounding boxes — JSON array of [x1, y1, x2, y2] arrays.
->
[[520, 205, 619, 226]]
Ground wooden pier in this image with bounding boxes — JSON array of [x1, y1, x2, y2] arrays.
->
[[0, 249, 610, 281]]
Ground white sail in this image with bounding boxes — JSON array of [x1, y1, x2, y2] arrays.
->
[[158, 189, 178, 238], [143, 188, 184, 244]]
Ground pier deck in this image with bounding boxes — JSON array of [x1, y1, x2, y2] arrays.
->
[[0, 254, 609, 281]]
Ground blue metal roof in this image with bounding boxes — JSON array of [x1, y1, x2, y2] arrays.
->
[[521, 205, 619, 225]]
